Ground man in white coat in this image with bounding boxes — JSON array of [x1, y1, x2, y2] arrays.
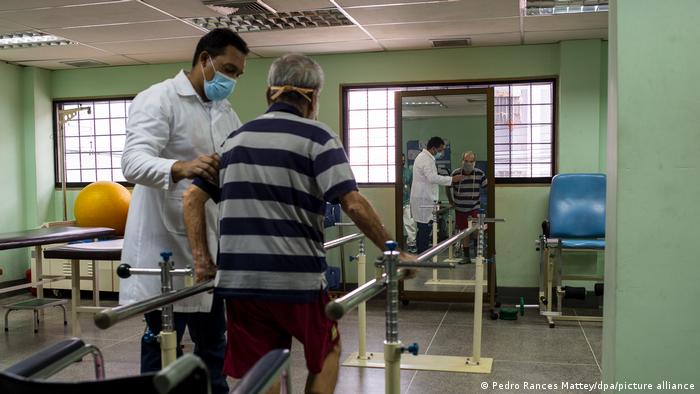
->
[[119, 28, 248, 394], [410, 137, 465, 253]]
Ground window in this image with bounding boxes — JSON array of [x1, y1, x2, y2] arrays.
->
[[54, 98, 132, 186], [342, 80, 555, 184]]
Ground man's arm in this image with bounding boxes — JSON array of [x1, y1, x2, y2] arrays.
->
[[183, 185, 216, 282], [122, 91, 221, 187], [446, 185, 454, 206], [417, 158, 460, 186]]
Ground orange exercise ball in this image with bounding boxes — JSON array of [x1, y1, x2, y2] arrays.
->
[[74, 181, 131, 235]]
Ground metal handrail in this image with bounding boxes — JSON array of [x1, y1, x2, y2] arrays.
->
[[415, 226, 478, 263], [324, 232, 364, 250], [325, 269, 409, 321], [94, 280, 214, 329], [96, 232, 364, 330]]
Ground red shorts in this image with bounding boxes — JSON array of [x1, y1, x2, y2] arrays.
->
[[223, 291, 340, 378], [455, 210, 479, 230]]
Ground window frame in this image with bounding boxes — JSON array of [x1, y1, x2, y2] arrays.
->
[[340, 77, 558, 186], [52, 96, 135, 188]]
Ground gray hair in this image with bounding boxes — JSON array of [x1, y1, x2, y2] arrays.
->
[[267, 53, 324, 92], [463, 151, 476, 160]]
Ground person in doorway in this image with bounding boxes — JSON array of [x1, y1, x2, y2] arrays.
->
[[410, 137, 465, 253], [446, 151, 487, 262], [402, 153, 417, 253]]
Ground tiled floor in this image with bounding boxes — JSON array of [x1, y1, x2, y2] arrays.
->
[[0, 292, 602, 393]]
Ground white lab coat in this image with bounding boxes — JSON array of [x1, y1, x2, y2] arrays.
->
[[119, 71, 241, 312], [409, 149, 452, 224]]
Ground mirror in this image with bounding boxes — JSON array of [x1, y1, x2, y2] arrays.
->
[[395, 88, 496, 303]]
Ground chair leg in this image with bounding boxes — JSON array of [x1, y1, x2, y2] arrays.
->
[[33, 310, 38, 333], [57, 305, 68, 326], [4, 308, 12, 332]]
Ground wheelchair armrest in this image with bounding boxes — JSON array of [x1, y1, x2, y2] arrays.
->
[[153, 353, 209, 394], [4, 338, 85, 378], [541, 220, 550, 237], [231, 349, 291, 394]]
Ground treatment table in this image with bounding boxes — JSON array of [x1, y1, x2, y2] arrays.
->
[[43, 238, 122, 336], [0, 225, 115, 333]]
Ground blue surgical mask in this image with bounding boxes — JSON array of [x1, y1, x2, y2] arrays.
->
[[434, 151, 444, 160], [201, 57, 236, 101]]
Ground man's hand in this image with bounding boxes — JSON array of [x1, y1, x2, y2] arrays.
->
[[399, 251, 418, 279], [452, 174, 466, 183], [172, 153, 220, 183], [194, 257, 217, 283]]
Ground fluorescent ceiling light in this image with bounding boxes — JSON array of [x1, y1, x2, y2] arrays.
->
[[526, 0, 608, 15], [191, 9, 352, 33], [0, 31, 75, 49], [404, 100, 442, 106]]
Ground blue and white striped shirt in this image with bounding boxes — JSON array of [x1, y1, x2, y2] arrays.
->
[[194, 103, 358, 302], [450, 167, 487, 213]]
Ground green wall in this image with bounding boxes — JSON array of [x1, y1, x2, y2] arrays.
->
[[603, 1, 700, 388], [4, 39, 607, 287], [403, 115, 488, 161], [0, 61, 29, 282]]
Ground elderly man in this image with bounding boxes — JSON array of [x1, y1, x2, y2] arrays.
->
[[120, 28, 248, 394], [410, 137, 465, 253], [183, 53, 414, 394], [446, 151, 487, 262]]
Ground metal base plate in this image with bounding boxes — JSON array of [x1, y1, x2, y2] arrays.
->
[[342, 352, 493, 374], [424, 279, 487, 286]]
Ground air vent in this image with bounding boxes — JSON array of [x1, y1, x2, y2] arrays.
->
[[432, 38, 471, 48], [60, 59, 108, 68], [202, 0, 274, 15]]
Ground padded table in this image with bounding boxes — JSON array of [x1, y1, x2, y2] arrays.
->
[[43, 238, 122, 336], [0, 226, 115, 333]]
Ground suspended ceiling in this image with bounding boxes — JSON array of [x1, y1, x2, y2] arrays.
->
[[0, 0, 608, 70]]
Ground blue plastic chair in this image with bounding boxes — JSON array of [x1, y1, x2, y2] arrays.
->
[[539, 173, 606, 327]]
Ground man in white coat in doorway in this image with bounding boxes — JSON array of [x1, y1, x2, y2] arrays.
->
[[119, 28, 248, 394], [410, 136, 465, 253]]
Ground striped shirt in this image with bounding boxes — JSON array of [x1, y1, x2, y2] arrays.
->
[[194, 103, 358, 302], [450, 167, 487, 213]]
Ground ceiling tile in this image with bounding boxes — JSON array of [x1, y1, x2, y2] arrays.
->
[[17, 54, 145, 69], [126, 49, 260, 64], [91, 36, 201, 55], [0, 17, 30, 34], [43, 20, 204, 44], [240, 26, 368, 47], [253, 39, 382, 57], [340, 0, 519, 24], [264, 1, 333, 12], [365, 18, 519, 40], [524, 13, 608, 32], [0, 1, 116, 12], [124, 51, 193, 65], [339, 0, 451, 5], [525, 29, 607, 44], [380, 32, 520, 50], [0, 43, 110, 62], [141, 0, 226, 18], [0, 2, 168, 29]]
